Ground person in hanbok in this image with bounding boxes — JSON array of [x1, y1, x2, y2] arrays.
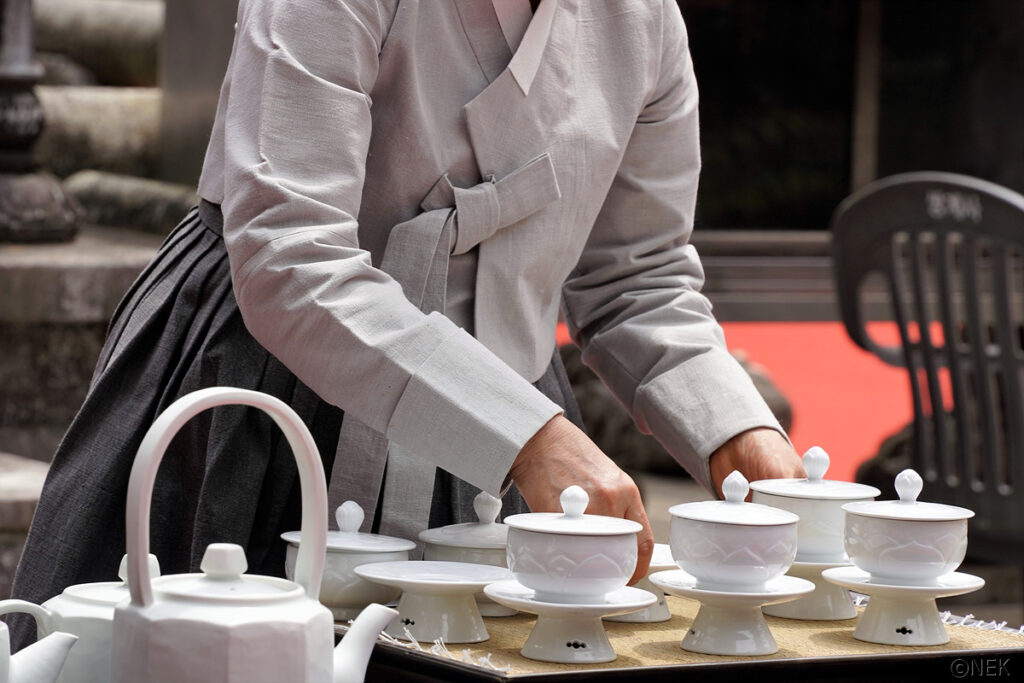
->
[[9, 0, 802, 649]]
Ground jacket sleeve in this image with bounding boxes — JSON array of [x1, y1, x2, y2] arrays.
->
[[215, 0, 561, 494], [560, 0, 785, 493]]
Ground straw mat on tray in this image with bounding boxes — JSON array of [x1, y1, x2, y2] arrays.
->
[[365, 595, 1023, 676]]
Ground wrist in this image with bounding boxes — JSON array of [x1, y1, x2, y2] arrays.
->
[[709, 427, 801, 497], [510, 414, 565, 482]]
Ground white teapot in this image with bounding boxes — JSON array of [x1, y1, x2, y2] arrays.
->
[[1, 620, 77, 683], [0, 554, 158, 683], [110, 387, 397, 683]]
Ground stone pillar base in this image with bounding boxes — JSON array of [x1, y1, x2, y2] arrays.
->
[[0, 171, 77, 242]]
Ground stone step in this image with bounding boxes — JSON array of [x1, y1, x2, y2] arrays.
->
[[35, 86, 162, 179], [0, 452, 49, 599], [64, 170, 198, 235], [0, 225, 160, 461], [34, 0, 163, 87]]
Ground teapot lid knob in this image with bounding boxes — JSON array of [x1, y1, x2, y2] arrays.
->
[[473, 492, 502, 524], [200, 543, 248, 581], [560, 485, 588, 519], [802, 446, 830, 482], [895, 468, 923, 504], [336, 500, 365, 533], [723, 470, 750, 503], [118, 553, 160, 583]]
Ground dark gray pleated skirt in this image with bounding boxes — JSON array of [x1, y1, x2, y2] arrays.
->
[[8, 206, 581, 649]]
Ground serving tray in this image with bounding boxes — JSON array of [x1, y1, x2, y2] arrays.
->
[[337, 595, 1023, 682]]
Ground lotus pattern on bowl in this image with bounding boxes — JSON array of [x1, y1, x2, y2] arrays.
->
[[671, 516, 797, 591], [285, 546, 405, 617], [685, 535, 796, 573], [510, 539, 634, 583], [507, 529, 637, 601], [845, 516, 968, 584], [803, 517, 839, 539]]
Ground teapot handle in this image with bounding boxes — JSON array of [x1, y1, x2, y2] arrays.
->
[[125, 387, 328, 607], [0, 600, 54, 636]]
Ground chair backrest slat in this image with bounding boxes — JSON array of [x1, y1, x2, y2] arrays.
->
[[935, 233, 968, 492], [831, 172, 1024, 540]]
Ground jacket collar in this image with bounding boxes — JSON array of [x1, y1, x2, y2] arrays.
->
[[454, 0, 563, 95], [458, 0, 577, 178], [508, 0, 558, 95]]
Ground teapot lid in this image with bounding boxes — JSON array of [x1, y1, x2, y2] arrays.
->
[[669, 471, 799, 526], [842, 469, 975, 521], [748, 447, 881, 500], [419, 492, 509, 549], [281, 501, 416, 553], [57, 554, 160, 607], [154, 544, 303, 603], [503, 486, 643, 536]]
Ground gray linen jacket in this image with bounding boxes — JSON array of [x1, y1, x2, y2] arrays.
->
[[197, 0, 783, 520]]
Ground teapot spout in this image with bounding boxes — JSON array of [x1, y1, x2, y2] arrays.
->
[[1, 621, 77, 683], [333, 603, 397, 683]]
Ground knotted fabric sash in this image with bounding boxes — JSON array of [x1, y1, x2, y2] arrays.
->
[[328, 153, 561, 547]]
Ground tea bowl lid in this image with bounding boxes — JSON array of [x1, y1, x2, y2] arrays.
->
[[419, 492, 509, 549], [669, 471, 799, 526], [842, 469, 975, 521], [749, 447, 881, 500], [281, 501, 416, 553], [504, 486, 643, 536]]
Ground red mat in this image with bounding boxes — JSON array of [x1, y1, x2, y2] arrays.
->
[[557, 321, 913, 483], [720, 321, 912, 482]]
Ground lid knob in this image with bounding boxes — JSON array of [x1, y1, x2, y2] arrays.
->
[[473, 491, 502, 524], [200, 543, 248, 581], [336, 500, 365, 533], [119, 554, 160, 583], [895, 468, 923, 504], [722, 470, 749, 503], [802, 446, 830, 482], [560, 485, 589, 519]]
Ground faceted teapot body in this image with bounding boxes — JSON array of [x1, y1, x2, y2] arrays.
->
[[112, 546, 335, 683], [109, 388, 341, 683]]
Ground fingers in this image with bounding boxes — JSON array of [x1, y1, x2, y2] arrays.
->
[[581, 473, 653, 585], [512, 416, 654, 583], [625, 500, 654, 585]]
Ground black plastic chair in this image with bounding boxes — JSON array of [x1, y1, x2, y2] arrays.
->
[[830, 171, 1024, 563]]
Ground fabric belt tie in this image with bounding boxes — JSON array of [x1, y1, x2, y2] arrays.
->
[[328, 152, 560, 547]]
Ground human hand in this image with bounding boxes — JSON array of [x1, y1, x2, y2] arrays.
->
[[509, 415, 654, 584], [708, 427, 804, 498]]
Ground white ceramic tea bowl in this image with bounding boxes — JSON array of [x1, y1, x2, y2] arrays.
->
[[420, 492, 513, 616], [750, 446, 879, 563], [281, 500, 415, 619], [670, 471, 798, 592], [420, 491, 508, 567], [842, 469, 973, 586], [504, 486, 642, 604]]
